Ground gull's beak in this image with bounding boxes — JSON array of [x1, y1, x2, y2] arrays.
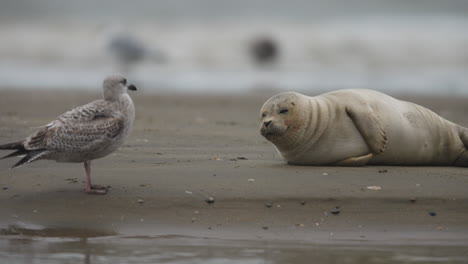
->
[[127, 84, 137, 91]]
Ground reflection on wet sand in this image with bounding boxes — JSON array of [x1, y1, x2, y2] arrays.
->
[[0, 224, 116, 238], [1, 227, 468, 264]]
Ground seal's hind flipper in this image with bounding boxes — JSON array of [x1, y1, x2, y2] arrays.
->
[[346, 105, 387, 154]]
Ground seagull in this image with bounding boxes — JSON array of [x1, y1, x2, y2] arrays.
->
[[107, 32, 166, 73], [108, 34, 145, 68], [0, 75, 137, 194]]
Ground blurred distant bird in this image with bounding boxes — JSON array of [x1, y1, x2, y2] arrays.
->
[[0, 75, 137, 194], [108, 34, 145, 67], [107, 32, 166, 73], [249, 35, 280, 66]]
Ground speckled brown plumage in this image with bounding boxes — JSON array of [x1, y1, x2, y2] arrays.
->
[[0, 74, 136, 194], [24, 101, 125, 154]]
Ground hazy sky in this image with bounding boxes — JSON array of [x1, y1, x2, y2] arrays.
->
[[1, 0, 468, 22]]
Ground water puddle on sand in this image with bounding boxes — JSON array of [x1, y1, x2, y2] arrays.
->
[[1, 224, 467, 264]]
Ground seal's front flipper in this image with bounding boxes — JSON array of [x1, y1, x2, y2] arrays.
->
[[333, 153, 373, 166], [454, 125, 468, 167], [457, 125, 468, 149], [346, 105, 387, 154]]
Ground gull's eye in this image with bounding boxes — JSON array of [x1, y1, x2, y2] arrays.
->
[[279, 109, 289, 114]]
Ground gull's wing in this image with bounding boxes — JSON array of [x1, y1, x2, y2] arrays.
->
[[24, 100, 125, 153]]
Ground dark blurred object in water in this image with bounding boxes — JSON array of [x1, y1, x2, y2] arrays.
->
[[249, 35, 279, 66], [107, 32, 166, 73]]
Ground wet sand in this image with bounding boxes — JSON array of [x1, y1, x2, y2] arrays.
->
[[1, 90, 468, 262]]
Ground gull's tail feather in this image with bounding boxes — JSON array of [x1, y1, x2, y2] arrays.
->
[[0, 141, 24, 150], [1, 150, 27, 160], [0, 141, 26, 161], [11, 150, 47, 169], [0, 141, 47, 169]]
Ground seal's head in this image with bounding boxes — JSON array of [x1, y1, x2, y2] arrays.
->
[[260, 92, 305, 143]]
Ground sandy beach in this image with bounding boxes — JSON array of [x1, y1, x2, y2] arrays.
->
[[1, 90, 468, 263]]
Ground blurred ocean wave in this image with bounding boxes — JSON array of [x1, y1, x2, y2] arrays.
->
[[0, 6, 467, 94]]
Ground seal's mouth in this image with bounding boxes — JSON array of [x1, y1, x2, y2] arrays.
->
[[261, 126, 289, 141]]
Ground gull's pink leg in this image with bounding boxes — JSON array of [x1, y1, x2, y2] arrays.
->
[[83, 160, 108, 194], [84, 160, 92, 192]]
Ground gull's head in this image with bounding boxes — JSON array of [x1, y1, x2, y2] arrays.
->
[[103, 74, 137, 101]]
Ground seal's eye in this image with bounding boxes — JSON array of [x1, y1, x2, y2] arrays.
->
[[121, 78, 127, 85], [279, 109, 289, 114], [261, 113, 266, 118]]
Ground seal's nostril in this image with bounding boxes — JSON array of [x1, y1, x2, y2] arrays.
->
[[264, 120, 272, 127]]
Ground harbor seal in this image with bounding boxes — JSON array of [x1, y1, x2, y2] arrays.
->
[[259, 89, 468, 166]]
